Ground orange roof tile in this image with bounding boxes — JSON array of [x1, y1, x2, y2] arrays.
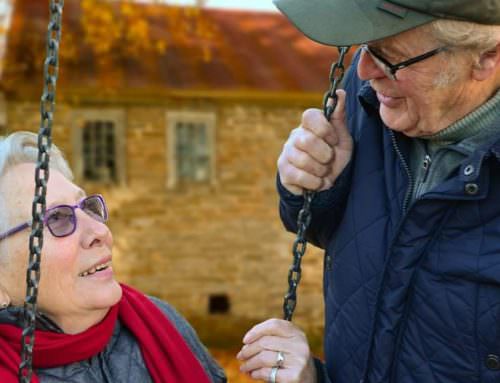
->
[[1, 0, 355, 98]]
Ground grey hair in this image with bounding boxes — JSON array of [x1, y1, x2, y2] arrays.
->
[[427, 20, 500, 87], [430, 19, 500, 52], [0, 132, 73, 252]]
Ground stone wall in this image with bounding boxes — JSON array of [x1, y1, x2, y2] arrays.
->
[[5, 96, 327, 349]]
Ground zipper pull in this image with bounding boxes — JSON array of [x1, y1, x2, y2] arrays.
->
[[422, 154, 432, 183]]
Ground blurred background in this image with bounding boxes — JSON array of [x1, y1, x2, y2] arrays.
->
[[0, 0, 353, 381]]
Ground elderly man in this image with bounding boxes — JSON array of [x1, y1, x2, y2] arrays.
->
[[237, 1, 500, 383]]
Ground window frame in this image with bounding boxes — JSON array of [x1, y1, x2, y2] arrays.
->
[[166, 110, 216, 189], [71, 108, 127, 186]]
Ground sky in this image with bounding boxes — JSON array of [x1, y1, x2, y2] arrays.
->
[[0, 0, 278, 12], [141, 0, 278, 11]]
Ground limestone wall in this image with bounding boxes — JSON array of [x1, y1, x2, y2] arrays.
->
[[5, 97, 327, 349]]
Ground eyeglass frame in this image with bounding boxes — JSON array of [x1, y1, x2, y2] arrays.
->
[[361, 44, 448, 80], [0, 194, 108, 242]]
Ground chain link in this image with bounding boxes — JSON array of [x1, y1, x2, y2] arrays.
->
[[323, 47, 349, 121], [19, 1, 64, 382], [283, 46, 350, 322]]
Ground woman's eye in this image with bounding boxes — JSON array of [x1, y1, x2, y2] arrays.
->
[[48, 210, 71, 222], [49, 212, 62, 221]]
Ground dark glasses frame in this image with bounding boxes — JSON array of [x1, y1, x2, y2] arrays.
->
[[361, 44, 448, 80], [0, 194, 108, 241]]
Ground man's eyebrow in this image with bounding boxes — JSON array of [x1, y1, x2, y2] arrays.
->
[[369, 43, 403, 59]]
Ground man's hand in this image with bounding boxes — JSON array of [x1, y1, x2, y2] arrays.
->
[[277, 90, 353, 195]]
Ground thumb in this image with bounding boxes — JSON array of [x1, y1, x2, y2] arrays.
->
[[330, 89, 352, 150]]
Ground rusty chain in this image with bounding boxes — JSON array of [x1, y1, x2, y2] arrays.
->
[[283, 46, 350, 321], [19, 1, 64, 382]]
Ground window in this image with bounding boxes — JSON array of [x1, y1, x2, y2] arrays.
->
[[208, 294, 230, 314], [176, 122, 210, 182], [167, 111, 216, 188], [72, 109, 126, 185], [82, 121, 116, 182]]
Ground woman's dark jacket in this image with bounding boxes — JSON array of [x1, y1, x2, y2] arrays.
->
[[0, 296, 226, 382]]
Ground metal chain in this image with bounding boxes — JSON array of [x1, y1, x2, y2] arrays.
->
[[19, 1, 64, 382], [283, 46, 350, 321]]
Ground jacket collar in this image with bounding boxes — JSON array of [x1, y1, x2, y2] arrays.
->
[[358, 81, 500, 163], [0, 306, 63, 333], [358, 81, 379, 116]]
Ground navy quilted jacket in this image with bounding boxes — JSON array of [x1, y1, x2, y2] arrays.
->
[[278, 52, 500, 383]]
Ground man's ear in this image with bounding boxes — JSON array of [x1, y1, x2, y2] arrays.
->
[[472, 43, 500, 81]]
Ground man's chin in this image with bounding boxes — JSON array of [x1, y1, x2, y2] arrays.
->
[[379, 109, 419, 137]]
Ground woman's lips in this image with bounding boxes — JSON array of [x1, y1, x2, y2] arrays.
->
[[377, 91, 403, 108], [81, 266, 114, 280]]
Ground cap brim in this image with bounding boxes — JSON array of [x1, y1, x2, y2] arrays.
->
[[273, 0, 436, 46]]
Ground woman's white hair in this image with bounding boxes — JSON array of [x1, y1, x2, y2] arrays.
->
[[0, 132, 73, 249]]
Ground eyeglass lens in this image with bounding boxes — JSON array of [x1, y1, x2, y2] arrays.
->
[[46, 207, 76, 237], [46, 195, 107, 237], [362, 46, 396, 80], [82, 196, 107, 223]]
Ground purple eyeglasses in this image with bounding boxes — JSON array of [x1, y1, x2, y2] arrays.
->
[[0, 194, 108, 241]]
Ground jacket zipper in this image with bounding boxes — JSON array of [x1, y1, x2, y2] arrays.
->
[[422, 154, 432, 183], [389, 130, 414, 215], [413, 154, 432, 200]]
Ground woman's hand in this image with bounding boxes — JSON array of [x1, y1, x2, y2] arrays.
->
[[237, 319, 317, 383], [277, 89, 352, 195]]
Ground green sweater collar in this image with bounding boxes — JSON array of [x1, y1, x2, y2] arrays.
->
[[422, 89, 500, 145]]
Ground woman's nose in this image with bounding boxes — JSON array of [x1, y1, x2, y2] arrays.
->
[[357, 48, 387, 81], [78, 210, 111, 248]]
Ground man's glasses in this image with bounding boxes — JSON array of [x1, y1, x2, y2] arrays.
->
[[0, 194, 108, 241], [361, 44, 448, 80]]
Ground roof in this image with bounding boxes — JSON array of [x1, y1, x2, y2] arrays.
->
[[1, 0, 355, 101]]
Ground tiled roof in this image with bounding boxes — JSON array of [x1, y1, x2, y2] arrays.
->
[[1, 0, 354, 98]]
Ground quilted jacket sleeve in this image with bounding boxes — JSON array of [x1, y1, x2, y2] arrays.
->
[[278, 162, 353, 249]]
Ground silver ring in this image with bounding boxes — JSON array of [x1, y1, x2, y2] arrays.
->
[[269, 366, 279, 383], [276, 351, 285, 367]]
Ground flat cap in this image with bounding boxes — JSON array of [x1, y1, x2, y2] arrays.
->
[[273, 0, 500, 46]]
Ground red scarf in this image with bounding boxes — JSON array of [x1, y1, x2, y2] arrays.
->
[[0, 284, 211, 383]]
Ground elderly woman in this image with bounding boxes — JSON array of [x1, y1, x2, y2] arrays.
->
[[238, 1, 500, 383], [0, 132, 226, 382]]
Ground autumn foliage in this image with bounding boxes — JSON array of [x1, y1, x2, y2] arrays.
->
[[4, 0, 220, 90], [76, 0, 218, 61]]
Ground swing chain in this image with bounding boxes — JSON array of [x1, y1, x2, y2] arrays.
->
[[19, 1, 64, 382], [323, 46, 349, 121], [282, 46, 350, 322]]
